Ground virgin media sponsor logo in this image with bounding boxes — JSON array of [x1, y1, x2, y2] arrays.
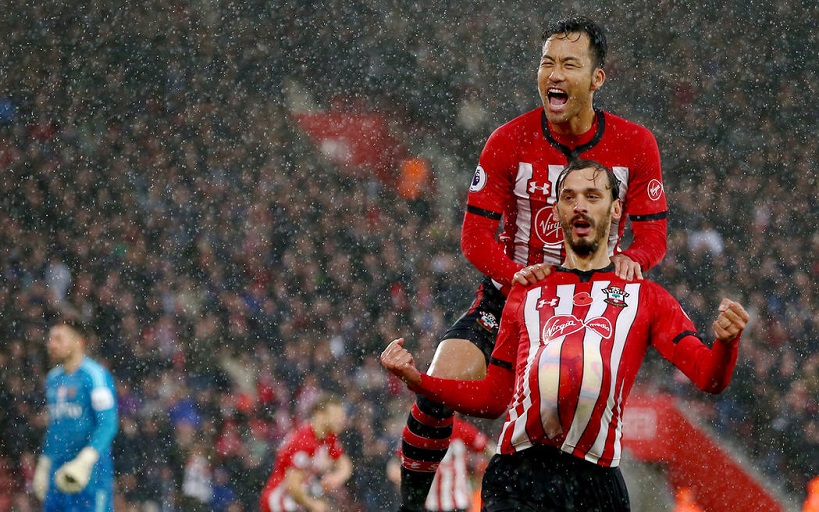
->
[[585, 317, 612, 338], [542, 314, 614, 341], [534, 207, 562, 244]]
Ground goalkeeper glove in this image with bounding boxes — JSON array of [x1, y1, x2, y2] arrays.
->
[[54, 447, 99, 494], [33, 455, 51, 500]]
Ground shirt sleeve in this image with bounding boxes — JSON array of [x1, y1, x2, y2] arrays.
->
[[85, 367, 119, 454], [412, 362, 515, 418], [619, 127, 667, 271], [620, 217, 667, 271], [460, 127, 524, 287], [648, 284, 739, 393], [461, 210, 523, 289]]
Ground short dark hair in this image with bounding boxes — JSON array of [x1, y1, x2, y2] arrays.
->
[[543, 16, 608, 69], [53, 315, 89, 341], [556, 159, 620, 201]]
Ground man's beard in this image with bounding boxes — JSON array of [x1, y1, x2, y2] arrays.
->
[[562, 214, 607, 256]]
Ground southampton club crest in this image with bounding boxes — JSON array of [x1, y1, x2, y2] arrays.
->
[[602, 286, 629, 307], [476, 310, 499, 333]]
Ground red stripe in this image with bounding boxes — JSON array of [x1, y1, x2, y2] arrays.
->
[[411, 403, 454, 429], [402, 425, 451, 451]]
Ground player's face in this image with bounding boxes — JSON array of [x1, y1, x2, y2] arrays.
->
[[46, 325, 82, 365], [553, 167, 620, 255], [325, 403, 347, 434], [537, 32, 605, 128]]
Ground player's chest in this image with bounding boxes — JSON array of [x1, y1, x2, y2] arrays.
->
[[47, 380, 87, 419], [522, 281, 649, 346], [510, 156, 630, 207]]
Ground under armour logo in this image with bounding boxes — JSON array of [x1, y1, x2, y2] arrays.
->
[[538, 297, 559, 308], [528, 181, 551, 196]]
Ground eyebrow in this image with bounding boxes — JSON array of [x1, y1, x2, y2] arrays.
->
[[559, 185, 607, 196], [540, 53, 584, 63]]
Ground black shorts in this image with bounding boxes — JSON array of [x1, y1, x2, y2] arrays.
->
[[480, 445, 630, 512], [442, 277, 507, 364]]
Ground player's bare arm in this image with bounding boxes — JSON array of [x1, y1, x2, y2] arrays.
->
[[712, 299, 749, 342], [320, 454, 353, 490], [285, 468, 329, 512], [380, 338, 422, 387]]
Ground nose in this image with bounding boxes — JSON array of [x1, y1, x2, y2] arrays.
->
[[573, 196, 589, 213]]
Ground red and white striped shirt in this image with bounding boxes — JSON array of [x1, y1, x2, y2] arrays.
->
[[462, 107, 667, 288], [260, 423, 346, 512], [413, 267, 738, 468], [425, 417, 490, 512]]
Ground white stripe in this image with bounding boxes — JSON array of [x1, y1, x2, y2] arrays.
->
[[504, 286, 542, 451], [608, 166, 630, 254], [586, 282, 640, 465], [562, 281, 611, 451], [513, 162, 534, 265]]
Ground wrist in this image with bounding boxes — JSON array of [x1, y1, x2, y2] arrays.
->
[[76, 447, 99, 466]]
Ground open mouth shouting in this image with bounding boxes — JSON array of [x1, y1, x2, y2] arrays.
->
[[571, 215, 593, 237], [546, 88, 569, 111]]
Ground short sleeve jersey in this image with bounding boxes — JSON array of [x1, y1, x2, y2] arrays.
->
[[260, 423, 346, 512]]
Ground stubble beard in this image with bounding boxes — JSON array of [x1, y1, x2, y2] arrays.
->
[[562, 215, 607, 256]]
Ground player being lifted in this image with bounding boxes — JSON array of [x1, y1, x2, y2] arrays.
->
[[395, 15, 668, 511]]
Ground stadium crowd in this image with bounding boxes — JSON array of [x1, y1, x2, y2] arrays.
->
[[1, 0, 817, 510]]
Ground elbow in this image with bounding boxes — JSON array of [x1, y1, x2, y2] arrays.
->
[[701, 376, 731, 394], [460, 236, 477, 264]]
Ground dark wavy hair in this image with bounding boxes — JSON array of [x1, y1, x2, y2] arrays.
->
[[556, 159, 620, 201]]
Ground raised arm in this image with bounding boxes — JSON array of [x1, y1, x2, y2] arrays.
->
[[381, 338, 515, 418]]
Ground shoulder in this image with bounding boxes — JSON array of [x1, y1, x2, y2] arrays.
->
[[627, 279, 675, 305], [46, 366, 63, 382], [78, 358, 115, 386], [488, 107, 544, 141], [601, 110, 657, 141]]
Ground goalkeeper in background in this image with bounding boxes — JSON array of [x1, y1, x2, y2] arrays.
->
[[33, 317, 118, 511]]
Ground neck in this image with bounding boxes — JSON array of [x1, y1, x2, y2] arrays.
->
[[311, 419, 328, 439], [561, 249, 611, 272], [550, 105, 596, 136], [64, 354, 83, 373]]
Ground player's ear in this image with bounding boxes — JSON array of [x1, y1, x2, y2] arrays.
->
[[591, 67, 605, 91], [611, 198, 622, 221], [552, 202, 560, 221]]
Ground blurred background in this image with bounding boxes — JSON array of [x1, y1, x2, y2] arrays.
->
[[0, 0, 817, 510]]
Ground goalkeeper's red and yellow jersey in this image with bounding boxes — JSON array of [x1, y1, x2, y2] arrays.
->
[[461, 107, 667, 288], [414, 266, 738, 468]]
